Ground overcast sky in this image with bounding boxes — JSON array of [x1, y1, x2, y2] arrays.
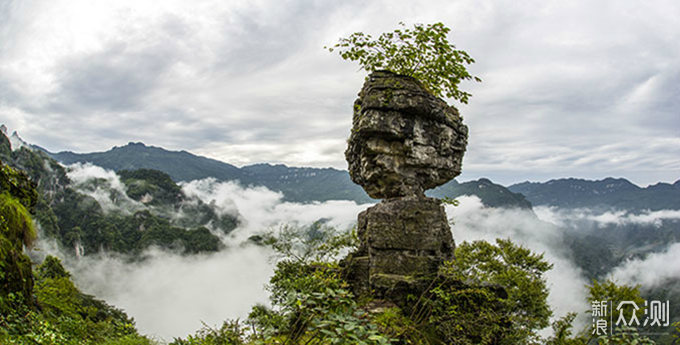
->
[[1, 0, 678, 186]]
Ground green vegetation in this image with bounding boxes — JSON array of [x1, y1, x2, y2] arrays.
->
[[174, 228, 559, 344], [544, 280, 659, 345], [1, 163, 38, 312], [0, 162, 153, 344], [119, 169, 183, 206], [50, 186, 225, 256], [432, 239, 553, 343], [1, 255, 155, 345], [1, 141, 236, 257], [326, 22, 481, 103]]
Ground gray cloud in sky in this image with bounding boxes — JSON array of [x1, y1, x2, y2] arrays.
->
[[0, 0, 678, 186]]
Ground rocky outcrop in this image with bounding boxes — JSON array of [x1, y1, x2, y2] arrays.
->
[[345, 70, 467, 199], [345, 196, 455, 305], [343, 70, 468, 307]]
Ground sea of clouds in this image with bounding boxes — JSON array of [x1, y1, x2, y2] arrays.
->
[[34, 164, 680, 341]]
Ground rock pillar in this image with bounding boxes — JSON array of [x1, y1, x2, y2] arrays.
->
[[343, 70, 468, 306]]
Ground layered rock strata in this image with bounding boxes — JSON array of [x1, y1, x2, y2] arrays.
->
[[345, 70, 467, 199], [343, 71, 468, 306]]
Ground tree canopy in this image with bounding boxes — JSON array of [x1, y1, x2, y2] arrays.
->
[[327, 22, 481, 103]]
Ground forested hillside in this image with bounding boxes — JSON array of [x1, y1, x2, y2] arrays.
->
[[3, 130, 680, 343], [1, 134, 239, 258], [0, 162, 154, 344]]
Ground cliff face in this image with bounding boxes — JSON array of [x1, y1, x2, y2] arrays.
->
[[344, 71, 468, 306]]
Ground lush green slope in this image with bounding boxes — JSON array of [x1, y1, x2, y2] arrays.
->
[[0, 162, 152, 344], [509, 178, 680, 211], [2, 136, 238, 258]]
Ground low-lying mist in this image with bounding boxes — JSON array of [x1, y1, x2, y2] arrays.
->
[[34, 165, 680, 341], [38, 166, 372, 341]]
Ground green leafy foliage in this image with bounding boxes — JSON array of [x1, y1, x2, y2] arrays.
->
[[0, 163, 38, 311], [0, 164, 153, 343], [248, 225, 391, 344], [587, 279, 646, 322], [449, 239, 552, 338], [1, 255, 154, 344], [0, 162, 39, 213], [263, 222, 358, 264], [327, 22, 481, 103], [544, 313, 583, 345], [413, 239, 553, 344], [172, 321, 246, 345], [0, 193, 36, 249]]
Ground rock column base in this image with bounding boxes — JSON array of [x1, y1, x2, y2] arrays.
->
[[344, 196, 454, 307]]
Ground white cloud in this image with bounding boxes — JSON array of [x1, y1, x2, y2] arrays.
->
[[180, 178, 370, 242], [535, 206, 680, 228], [34, 180, 680, 340], [1, 0, 677, 186], [610, 243, 680, 290], [66, 163, 145, 214], [58, 245, 274, 343]]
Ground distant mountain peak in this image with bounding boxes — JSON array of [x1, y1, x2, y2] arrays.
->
[[7, 129, 29, 151], [0, 125, 29, 151]]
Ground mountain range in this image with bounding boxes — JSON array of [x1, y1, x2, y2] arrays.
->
[[45, 142, 537, 208], [509, 178, 680, 211], [3, 130, 680, 324], [44, 141, 679, 212]]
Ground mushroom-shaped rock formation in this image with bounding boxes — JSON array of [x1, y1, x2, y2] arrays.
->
[[343, 71, 468, 307], [345, 70, 468, 199]]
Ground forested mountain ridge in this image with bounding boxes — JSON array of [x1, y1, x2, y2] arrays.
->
[[44, 141, 533, 207], [47, 142, 375, 204], [428, 178, 533, 209], [50, 142, 246, 182], [509, 177, 680, 211], [1, 133, 239, 257], [26, 134, 680, 213]]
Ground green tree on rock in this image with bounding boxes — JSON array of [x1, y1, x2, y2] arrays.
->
[[327, 22, 481, 103]]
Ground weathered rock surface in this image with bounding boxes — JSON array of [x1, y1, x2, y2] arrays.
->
[[343, 70, 468, 309], [345, 196, 454, 304], [345, 70, 468, 199]]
